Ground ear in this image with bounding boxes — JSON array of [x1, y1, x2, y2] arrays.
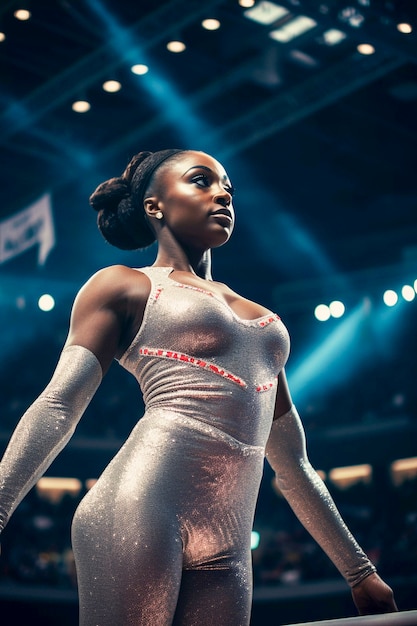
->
[[143, 196, 162, 219]]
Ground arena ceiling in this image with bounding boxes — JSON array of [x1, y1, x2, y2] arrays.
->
[[1, 0, 416, 320]]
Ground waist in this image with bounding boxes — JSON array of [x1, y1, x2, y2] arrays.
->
[[143, 382, 276, 447], [140, 407, 266, 458]]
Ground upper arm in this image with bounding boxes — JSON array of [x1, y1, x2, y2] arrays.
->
[[64, 265, 147, 374], [273, 368, 293, 420]]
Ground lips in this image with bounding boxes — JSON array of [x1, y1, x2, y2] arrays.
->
[[211, 208, 233, 223]]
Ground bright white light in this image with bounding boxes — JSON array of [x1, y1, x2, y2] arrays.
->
[[322, 28, 347, 45], [270, 15, 317, 43], [314, 304, 331, 321], [131, 64, 149, 75], [329, 300, 345, 318], [357, 43, 375, 55], [239, 0, 255, 7], [401, 285, 415, 302], [0, 32, 6, 43], [202, 18, 221, 31], [414, 278, 417, 293], [102, 80, 121, 93], [383, 290, 398, 307], [167, 40, 186, 53], [244, 1, 288, 25], [251, 530, 260, 550], [14, 9, 31, 21], [38, 294, 55, 312], [397, 23, 412, 34], [72, 100, 91, 113]]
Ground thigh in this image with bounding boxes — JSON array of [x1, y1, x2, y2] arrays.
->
[[173, 561, 253, 626], [72, 487, 183, 626]]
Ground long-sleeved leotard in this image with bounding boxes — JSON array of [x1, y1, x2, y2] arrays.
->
[[71, 266, 290, 625], [0, 265, 377, 625]]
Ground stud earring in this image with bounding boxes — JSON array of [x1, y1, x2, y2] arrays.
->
[[155, 211, 163, 220]]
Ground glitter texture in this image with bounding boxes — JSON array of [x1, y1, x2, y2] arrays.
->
[[0, 345, 102, 531], [265, 405, 376, 587], [0, 264, 377, 623], [72, 265, 289, 625]]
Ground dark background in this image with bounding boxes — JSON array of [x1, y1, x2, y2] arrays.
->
[[1, 1, 417, 624]]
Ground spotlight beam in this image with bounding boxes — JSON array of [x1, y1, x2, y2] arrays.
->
[[217, 52, 404, 159], [97, 48, 403, 166]]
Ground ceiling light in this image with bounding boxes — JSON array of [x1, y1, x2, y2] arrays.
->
[[0, 32, 5, 43], [329, 300, 345, 318], [383, 289, 398, 307], [244, 1, 288, 25], [314, 304, 331, 321], [397, 23, 412, 34], [167, 40, 186, 53], [202, 18, 221, 30], [322, 28, 347, 45], [239, 0, 255, 7], [131, 64, 149, 75], [38, 294, 55, 312], [102, 80, 122, 93], [14, 9, 31, 21], [357, 43, 375, 55], [401, 285, 415, 301], [72, 100, 91, 113], [270, 15, 317, 43]]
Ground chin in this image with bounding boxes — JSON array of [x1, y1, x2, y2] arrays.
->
[[211, 231, 232, 249]]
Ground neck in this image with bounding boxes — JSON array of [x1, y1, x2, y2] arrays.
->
[[153, 246, 213, 280]]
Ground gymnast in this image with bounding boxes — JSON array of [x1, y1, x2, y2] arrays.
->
[[0, 149, 398, 624]]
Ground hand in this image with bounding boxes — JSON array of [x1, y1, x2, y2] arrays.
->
[[351, 572, 398, 615]]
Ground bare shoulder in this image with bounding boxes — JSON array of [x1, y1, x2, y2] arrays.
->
[[76, 264, 151, 308], [66, 265, 152, 369]]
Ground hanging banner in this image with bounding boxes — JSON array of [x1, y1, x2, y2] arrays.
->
[[0, 194, 55, 265]]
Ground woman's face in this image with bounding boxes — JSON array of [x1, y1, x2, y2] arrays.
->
[[152, 151, 235, 250]]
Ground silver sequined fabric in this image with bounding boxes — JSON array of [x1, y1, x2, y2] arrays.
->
[[0, 345, 102, 532], [71, 266, 290, 625], [266, 406, 376, 588]]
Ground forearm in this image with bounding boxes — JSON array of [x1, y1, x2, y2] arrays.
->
[[0, 345, 102, 531], [265, 405, 376, 587]]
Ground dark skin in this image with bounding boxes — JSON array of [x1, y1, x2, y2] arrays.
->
[[66, 151, 397, 616]]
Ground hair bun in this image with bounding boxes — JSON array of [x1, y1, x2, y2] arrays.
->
[[90, 148, 184, 251], [89, 176, 130, 213]]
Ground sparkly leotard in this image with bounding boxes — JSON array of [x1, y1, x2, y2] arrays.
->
[[71, 266, 290, 626]]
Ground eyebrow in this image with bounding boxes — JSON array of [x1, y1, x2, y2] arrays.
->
[[182, 165, 229, 183]]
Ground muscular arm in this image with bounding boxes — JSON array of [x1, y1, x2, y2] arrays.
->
[[0, 265, 149, 532], [265, 369, 397, 614]]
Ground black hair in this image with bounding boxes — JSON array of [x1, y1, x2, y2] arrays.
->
[[89, 149, 185, 250]]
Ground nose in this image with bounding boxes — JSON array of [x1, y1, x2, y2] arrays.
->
[[214, 189, 231, 207]]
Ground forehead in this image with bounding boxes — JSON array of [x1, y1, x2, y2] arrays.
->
[[171, 151, 230, 181]]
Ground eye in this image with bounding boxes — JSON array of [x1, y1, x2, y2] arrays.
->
[[192, 174, 210, 188], [225, 184, 236, 197]]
